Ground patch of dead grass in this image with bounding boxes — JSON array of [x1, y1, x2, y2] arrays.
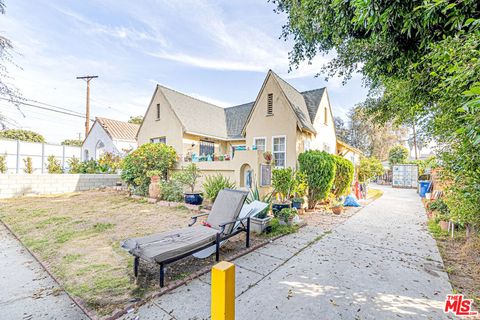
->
[[0, 189, 195, 316]]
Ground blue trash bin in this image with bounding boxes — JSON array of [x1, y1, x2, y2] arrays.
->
[[419, 181, 431, 198]]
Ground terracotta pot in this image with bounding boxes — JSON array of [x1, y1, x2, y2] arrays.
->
[[439, 220, 449, 231], [148, 176, 161, 199], [332, 206, 343, 215]]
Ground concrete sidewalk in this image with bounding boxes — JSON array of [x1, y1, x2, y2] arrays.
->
[[0, 223, 88, 320], [124, 185, 452, 320]]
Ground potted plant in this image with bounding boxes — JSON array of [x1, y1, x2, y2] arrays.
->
[[291, 171, 307, 209], [271, 168, 294, 214], [276, 207, 297, 225], [175, 163, 203, 205], [247, 184, 273, 234], [331, 198, 344, 215], [430, 198, 450, 230], [147, 170, 163, 199], [263, 151, 273, 165]]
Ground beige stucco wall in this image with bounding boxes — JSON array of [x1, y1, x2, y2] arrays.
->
[[245, 74, 299, 169], [137, 87, 184, 153], [311, 90, 337, 154]]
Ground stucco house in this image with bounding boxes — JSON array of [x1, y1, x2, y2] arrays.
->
[[137, 70, 358, 190], [83, 117, 139, 160]]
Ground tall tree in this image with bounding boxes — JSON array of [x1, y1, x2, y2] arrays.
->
[[273, 0, 480, 227], [333, 116, 349, 142], [128, 116, 143, 125], [0, 129, 45, 142]]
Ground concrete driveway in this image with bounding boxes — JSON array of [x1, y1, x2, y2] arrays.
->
[[125, 185, 453, 320]]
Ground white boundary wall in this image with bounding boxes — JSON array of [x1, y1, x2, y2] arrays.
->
[[0, 174, 121, 198], [0, 139, 82, 174]]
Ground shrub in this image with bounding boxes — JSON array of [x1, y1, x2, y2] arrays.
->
[[0, 129, 45, 142], [358, 157, 384, 183], [23, 157, 33, 174], [121, 143, 177, 195], [331, 155, 354, 197], [98, 152, 121, 173], [203, 174, 235, 202], [174, 163, 201, 193], [67, 156, 81, 173], [265, 217, 298, 237], [388, 145, 409, 166], [298, 150, 336, 209], [47, 155, 63, 173], [159, 179, 184, 202], [272, 167, 295, 203], [430, 198, 450, 222], [276, 208, 296, 223], [246, 184, 272, 219], [0, 154, 6, 173]]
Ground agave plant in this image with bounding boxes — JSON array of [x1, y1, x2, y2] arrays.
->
[[246, 183, 272, 219]]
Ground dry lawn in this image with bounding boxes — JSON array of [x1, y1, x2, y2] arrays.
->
[[0, 190, 200, 316]]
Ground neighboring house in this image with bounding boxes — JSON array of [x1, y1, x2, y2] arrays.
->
[[336, 139, 363, 179], [136, 70, 344, 190], [83, 117, 139, 160]]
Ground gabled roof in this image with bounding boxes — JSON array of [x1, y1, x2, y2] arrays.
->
[[224, 102, 254, 139], [144, 71, 327, 141], [270, 71, 317, 134], [157, 85, 228, 140], [302, 88, 325, 122], [95, 117, 139, 142]]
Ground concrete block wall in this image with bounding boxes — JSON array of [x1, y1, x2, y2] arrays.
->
[[0, 174, 122, 198]]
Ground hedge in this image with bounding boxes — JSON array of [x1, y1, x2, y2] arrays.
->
[[298, 150, 336, 209], [331, 155, 354, 197]]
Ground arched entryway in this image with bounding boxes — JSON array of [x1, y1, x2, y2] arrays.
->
[[240, 163, 253, 188]]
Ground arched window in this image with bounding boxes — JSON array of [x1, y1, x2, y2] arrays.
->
[[95, 140, 105, 160]]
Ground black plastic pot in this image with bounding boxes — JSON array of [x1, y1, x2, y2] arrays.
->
[[292, 200, 303, 209], [272, 202, 291, 215], [184, 192, 203, 205]]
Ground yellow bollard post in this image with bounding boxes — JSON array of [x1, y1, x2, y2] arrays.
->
[[211, 261, 235, 320]]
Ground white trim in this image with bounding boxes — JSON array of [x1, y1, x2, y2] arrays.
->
[[271, 135, 287, 168], [252, 136, 267, 151]]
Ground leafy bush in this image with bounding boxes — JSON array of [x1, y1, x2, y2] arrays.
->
[[67, 156, 81, 173], [265, 217, 299, 237], [174, 163, 201, 193], [47, 155, 63, 173], [159, 179, 184, 202], [0, 129, 45, 142], [298, 150, 336, 209], [121, 143, 177, 195], [358, 157, 384, 183], [292, 171, 308, 198], [61, 139, 82, 146], [98, 152, 121, 173], [272, 167, 295, 203], [276, 208, 296, 223], [0, 154, 6, 173], [331, 155, 354, 197], [23, 157, 33, 174], [203, 174, 235, 202], [388, 145, 409, 166]]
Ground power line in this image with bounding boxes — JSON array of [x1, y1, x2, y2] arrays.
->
[[26, 98, 84, 116], [0, 98, 94, 121]]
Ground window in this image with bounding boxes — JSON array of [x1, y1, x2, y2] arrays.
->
[[156, 103, 160, 120], [199, 140, 214, 156], [272, 136, 286, 168], [324, 107, 328, 125], [151, 136, 166, 144], [253, 137, 266, 151], [267, 93, 273, 115]]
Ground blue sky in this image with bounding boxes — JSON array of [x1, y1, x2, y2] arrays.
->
[[1, 0, 368, 143]]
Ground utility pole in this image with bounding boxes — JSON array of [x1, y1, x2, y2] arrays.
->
[[76, 75, 98, 138]]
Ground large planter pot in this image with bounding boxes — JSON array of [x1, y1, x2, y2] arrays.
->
[[291, 199, 303, 210], [184, 192, 203, 205], [148, 176, 161, 199], [439, 220, 449, 231], [250, 216, 272, 234], [272, 202, 291, 215], [332, 206, 343, 215]]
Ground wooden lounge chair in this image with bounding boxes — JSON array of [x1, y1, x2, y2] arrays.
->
[[121, 189, 249, 287]]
